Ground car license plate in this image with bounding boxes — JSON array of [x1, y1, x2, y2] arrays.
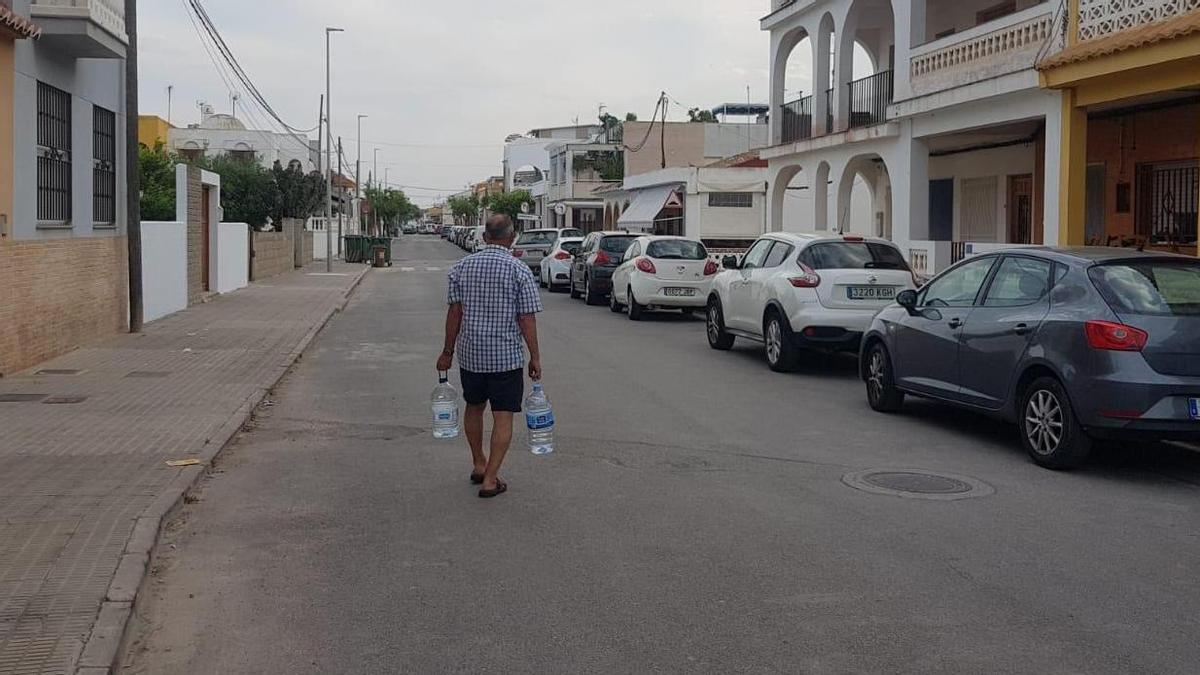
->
[[664, 288, 696, 297], [1190, 398, 1200, 420], [847, 286, 896, 301]]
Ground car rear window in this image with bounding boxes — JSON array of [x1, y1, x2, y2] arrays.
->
[[1089, 260, 1200, 316], [646, 240, 707, 260], [516, 231, 557, 245], [801, 242, 909, 270], [560, 241, 582, 255], [600, 236, 637, 254], [561, 229, 584, 238]]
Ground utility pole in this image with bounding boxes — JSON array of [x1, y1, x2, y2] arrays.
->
[[660, 91, 667, 170], [356, 114, 366, 236], [324, 27, 343, 273], [337, 136, 343, 258], [166, 84, 173, 125], [125, 0, 142, 332]]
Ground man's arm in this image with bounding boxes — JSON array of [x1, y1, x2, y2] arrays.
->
[[437, 303, 463, 372], [517, 313, 541, 381]]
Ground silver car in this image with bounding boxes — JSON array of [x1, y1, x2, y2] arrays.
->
[[511, 228, 584, 273], [861, 248, 1200, 469]]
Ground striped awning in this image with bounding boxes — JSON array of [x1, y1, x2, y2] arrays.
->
[[0, 5, 41, 40]]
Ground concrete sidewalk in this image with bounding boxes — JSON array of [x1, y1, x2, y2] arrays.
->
[[0, 263, 369, 675]]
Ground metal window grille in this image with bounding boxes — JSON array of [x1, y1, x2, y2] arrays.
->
[[1136, 160, 1199, 245], [708, 192, 753, 208], [93, 105, 116, 225], [37, 81, 72, 222]]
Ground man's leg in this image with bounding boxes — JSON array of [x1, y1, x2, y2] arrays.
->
[[481, 411, 513, 490], [464, 403, 488, 475]]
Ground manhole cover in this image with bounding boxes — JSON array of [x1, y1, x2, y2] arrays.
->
[[37, 369, 83, 376], [42, 396, 88, 405], [125, 371, 171, 378], [0, 394, 46, 403], [842, 469, 993, 501]]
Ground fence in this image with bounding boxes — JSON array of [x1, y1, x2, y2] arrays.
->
[[848, 70, 893, 129], [781, 95, 813, 144]]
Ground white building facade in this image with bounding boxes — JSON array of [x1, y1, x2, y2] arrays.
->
[[606, 166, 770, 246], [168, 105, 317, 172], [763, 0, 1065, 273]]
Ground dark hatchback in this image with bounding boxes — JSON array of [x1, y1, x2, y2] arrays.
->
[[860, 247, 1200, 469], [570, 231, 638, 305]]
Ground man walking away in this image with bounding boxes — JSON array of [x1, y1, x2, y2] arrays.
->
[[437, 215, 543, 498]]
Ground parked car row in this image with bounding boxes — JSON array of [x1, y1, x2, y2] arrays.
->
[[541, 229, 1200, 470], [445, 224, 487, 252]]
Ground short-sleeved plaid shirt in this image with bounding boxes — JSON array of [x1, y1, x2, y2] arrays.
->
[[448, 244, 544, 373]]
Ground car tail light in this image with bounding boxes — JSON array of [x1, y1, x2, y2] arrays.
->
[[595, 251, 612, 266], [843, 235, 864, 242], [1084, 320, 1148, 351], [703, 260, 719, 276], [554, 251, 572, 260], [512, 249, 524, 257], [635, 257, 656, 274], [788, 262, 821, 288]]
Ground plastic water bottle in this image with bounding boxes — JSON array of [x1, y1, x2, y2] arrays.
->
[[525, 382, 555, 455], [431, 372, 460, 439]]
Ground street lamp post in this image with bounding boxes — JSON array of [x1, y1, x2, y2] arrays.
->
[[373, 148, 380, 234], [324, 27, 344, 273]]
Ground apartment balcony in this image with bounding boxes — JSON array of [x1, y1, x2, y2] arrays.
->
[[30, 0, 127, 59], [909, 5, 1057, 98], [1078, 0, 1200, 42]]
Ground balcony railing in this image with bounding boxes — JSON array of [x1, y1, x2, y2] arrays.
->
[[848, 70, 893, 129], [825, 88, 833, 134], [910, 8, 1055, 97], [1079, 0, 1200, 42], [31, 0, 126, 43], [780, 95, 813, 144]]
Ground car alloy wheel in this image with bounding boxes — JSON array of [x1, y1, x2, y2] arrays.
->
[[867, 349, 886, 403], [707, 305, 721, 342], [765, 319, 783, 365], [865, 343, 904, 412], [707, 301, 735, 350], [609, 288, 623, 313], [1025, 389, 1064, 457]]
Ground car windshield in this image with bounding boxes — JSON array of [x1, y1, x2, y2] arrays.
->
[[561, 229, 584, 238], [600, 236, 637, 254], [647, 240, 707, 260], [516, 231, 557, 246], [1090, 260, 1200, 316], [803, 242, 909, 270], [560, 241, 582, 255]]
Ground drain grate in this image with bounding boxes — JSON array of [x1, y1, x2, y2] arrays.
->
[[125, 371, 171, 378], [843, 469, 993, 501], [42, 396, 88, 405], [37, 369, 83, 376], [0, 393, 47, 403]]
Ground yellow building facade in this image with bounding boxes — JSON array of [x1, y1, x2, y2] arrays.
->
[[1040, 0, 1200, 255], [138, 114, 172, 150]]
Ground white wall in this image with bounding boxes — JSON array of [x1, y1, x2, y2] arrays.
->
[[141, 222, 188, 323], [216, 223, 249, 294], [929, 143, 1036, 243]]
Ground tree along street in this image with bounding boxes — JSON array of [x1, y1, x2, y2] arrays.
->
[[123, 237, 1200, 674]]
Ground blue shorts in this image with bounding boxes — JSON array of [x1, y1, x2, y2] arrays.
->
[[460, 368, 524, 412]]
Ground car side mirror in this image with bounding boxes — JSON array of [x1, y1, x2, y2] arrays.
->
[[897, 289, 918, 313], [722, 255, 739, 270]]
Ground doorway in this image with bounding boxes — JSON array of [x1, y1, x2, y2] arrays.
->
[[201, 186, 211, 292], [1007, 174, 1033, 244]]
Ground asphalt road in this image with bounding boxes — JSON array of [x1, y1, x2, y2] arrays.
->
[[123, 236, 1200, 674]]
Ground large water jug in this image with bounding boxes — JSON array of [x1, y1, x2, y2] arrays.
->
[[431, 372, 460, 439], [525, 382, 554, 455]]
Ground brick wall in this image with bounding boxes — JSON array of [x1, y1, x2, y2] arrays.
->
[[250, 231, 293, 280], [0, 237, 128, 376], [186, 167, 205, 304]]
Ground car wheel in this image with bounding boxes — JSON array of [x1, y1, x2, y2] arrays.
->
[[864, 342, 904, 413], [609, 288, 624, 313], [584, 277, 604, 306], [764, 312, 800, 372], [627, 287, 645, 320], [1020, 377, 1092, 470], [706, 299, 735, 350], [569, 276, 582, 299]]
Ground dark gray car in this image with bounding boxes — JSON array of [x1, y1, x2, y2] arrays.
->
[[860, 247, 1200, 469]]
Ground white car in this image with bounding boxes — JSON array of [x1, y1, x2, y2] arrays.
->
[[465, 226, 486, 252], [539, 236, 584, 292], [705, 233, 918, 372], [609, 236, 718, 320]]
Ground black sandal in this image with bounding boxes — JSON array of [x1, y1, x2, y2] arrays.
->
[[470, 472, 485, 485], [478, 479, 507, 499]]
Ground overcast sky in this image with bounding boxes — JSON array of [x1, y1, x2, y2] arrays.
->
[[138, 1, 801, 206]]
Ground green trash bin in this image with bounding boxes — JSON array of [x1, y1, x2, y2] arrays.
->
[[343, 235, 366, 263], [369, 236, 393, 266]]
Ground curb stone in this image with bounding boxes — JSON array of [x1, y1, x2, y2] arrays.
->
[[72, 265, 371, 675]]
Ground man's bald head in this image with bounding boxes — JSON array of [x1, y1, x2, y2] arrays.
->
[[484, 214, 516, 246]]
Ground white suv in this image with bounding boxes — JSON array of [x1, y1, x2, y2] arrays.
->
[[705, 233, 918, 372]]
